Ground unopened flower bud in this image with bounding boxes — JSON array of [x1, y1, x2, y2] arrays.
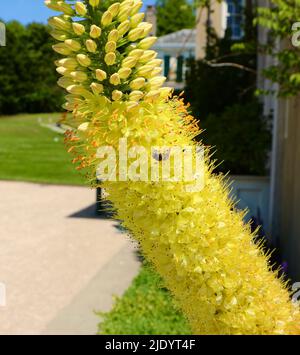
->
[[95, 69, 107, 81], [75, 2, 87, 16], [149, 67, 163, 78], [76, 54, 91, 67], [112, 90, 123, 101], [48, 16, 71, 31], [58, 76, 74, 89], [89, 0, 100, 7], [130, 1, 143, 16], [130, 13, 144, 28], [144, 90, 160, 102], [129, 49, 144, 58], [72, 22, 85, 35], [90, 82, 104, 94], [118, 67, 132, 79], [137, 65, 155, 77], [138, 22, 153, 36], [86, 39, 97, 53], [101, 11, 113, 27], [118, 7, 131, 22], [64, 39, 81, 51], [122, 56, 138, 68], [108, 2, 121, 17], [117, 20, 130, 36], [105, 41, 117, 53], [128, 28, 145, 42], [56, 66, 71, 76], [108, 30, 119, 42], [148, 76, 166, 89], [90, 25, 102, 38], [138, 37, 157, 50], [109, 73, 121, 86], [104, 52, 116, 66], [130, 77, 146, 90], [50, 30, 67, 41], [52, 43, 72, 55], [70, 71, 88, 82], [67, 85, 88, 96], [58, 57, 78, 70], [139, 50, 157, 63], [129, 90, 144, 101]]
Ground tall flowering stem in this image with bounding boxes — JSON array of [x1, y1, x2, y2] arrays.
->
[[46, 0, 300, 334]]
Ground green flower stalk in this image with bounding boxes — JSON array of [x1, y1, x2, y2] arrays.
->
[[47, 0, 300, 334]]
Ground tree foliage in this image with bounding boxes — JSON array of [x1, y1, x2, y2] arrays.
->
[[0, 21, 64, 115], [156, 0, 196, 36], [256, 0, 300, 97]]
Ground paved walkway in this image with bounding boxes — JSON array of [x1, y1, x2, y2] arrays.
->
[[0, 181, 140, 335]]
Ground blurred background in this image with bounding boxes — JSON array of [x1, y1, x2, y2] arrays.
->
[[0, 0, 299, 335]]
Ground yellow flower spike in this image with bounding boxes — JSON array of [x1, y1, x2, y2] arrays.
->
[[110, 73, 121, 86], [89, 0, 100, 7], [105, 41, 117, 53], [129, 77, 146, 90], [70, 71, 88, 83], [130, 0, 143, 15], [130, 13, 145, 28], [108, 2, 121, 18], [76, 54, 91, 67], [49, 0, 300, 335], [112, 90, 123, 101], [122, 56, 138, 68], [72, 23, 86, 36], [48, 16, 71, 31], [108, 29, 119, 42], [104, 52, 117, 66], [127, 28, 145, 42], [118, 67, 132, 79], [75, 2, 87, 16], [64, 39, 81, 51], [58, 58, 78, 70], [90, 82, 104, 95], [86, 39, 97, 53], [95, 69, 107, 81], [52, 43, 72, 55], [90, 25, 102, 39], [57, 76, 74, 89], [101, 11, 113, 27], [138, 49, 157, 63], [117, 20, 131, 36], [50, 30, 67, 41], [137, 36, 157, 49], [129, 90, 144, 101], [56, 66, 71, 76]]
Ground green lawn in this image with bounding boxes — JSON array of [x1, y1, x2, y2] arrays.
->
[[98, 265, 191, 335], [0, 113, 84, 185]]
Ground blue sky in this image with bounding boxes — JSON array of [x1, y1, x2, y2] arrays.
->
[[0, 0, 156, 24]]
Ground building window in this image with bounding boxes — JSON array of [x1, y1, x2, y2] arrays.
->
[[226, 0, 244, 40]]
